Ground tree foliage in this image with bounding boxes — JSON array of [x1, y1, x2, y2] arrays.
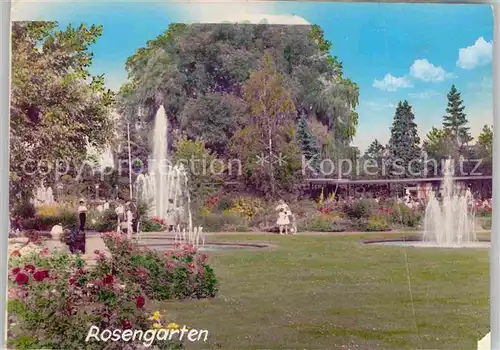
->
[[230, 54, 302, 196], [117, 23, 359, 150], [443, 84, 472, 146], [116, 23, 359, 196], [478, 125, 493, 157], [387, 101, 421, 178], [297, 115, 319, 167], [10, 21, 114, 204]]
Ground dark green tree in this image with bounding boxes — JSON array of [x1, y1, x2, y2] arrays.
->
[[364, 139, 385, 159], [361, 139, 386, 178], [297, 115, 319, 167], [387, 101, 422, 178], [443, 84, 472, 146]]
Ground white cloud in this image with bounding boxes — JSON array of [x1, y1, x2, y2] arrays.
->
[[457, 37, 493, 70], [365, 100, 397, 111], [372, 73, 413, 92], [409, 59, 453, 82], [174, 2, 309, 25], [408, 90, 443, 99]]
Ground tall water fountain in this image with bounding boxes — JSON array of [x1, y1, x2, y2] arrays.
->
[[32, 181, 55, 207], [134, 105, 195, 235], [423, 159, 476, 246]]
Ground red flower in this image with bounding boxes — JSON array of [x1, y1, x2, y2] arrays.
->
[[33, 270, 49, 282], [10, 250, 20, 257], [41, 248, 49, 255], [123, 320, 132, 329], [12, 267, 20, 275], [24, 265, 35, 273], [15, 272, 28, 285], [69, 277, 76, 285], [135, 295, 145, 308], [188, 263, 195, 270], [103, 274, 113, 284]]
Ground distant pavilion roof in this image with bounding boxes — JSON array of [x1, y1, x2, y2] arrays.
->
[[305, 176, 492, 185]]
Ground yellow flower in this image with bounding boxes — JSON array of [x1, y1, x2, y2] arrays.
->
[[149, 311, 162, 321], [167, 322, 180, 330], [152, 323, 163, 329]]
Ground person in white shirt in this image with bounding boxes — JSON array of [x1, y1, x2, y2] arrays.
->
[[77, 200, 87, 231]]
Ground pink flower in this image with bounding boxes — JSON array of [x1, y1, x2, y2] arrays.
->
[[15, 272, 28, 285], [10, 250, 20, 257], [135, 295, 145, 308], [12, 267, 20, 275], [103, 274, 113, 284], [33, 270, 49, 282], [41, 248, 49, 255], [24, 265, 35, 273]]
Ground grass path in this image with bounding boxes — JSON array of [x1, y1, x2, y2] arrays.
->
[[154, 233, 489, 349]]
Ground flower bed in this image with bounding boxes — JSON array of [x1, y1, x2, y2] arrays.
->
[[102, 232, 218, 300], [7, 233, 217, 349]]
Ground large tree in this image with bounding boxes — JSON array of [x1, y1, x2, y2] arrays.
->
[[422, 127, 458, 176], [443, 84, 472, 147], [387, 101, 422, 178], [117, 23, 359, 153], [10, 21, 114, 204], [230, 54, 301, 197]]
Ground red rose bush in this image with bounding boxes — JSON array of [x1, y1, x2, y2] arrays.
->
[[101, 232, 218, 301], [8, 240, 191, 349]]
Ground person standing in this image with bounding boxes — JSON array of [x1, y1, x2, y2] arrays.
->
[[77, 200, 87, 231]]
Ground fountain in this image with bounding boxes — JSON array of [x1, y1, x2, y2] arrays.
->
[[32, 181, 55, 206], [132, 105, 271, 252], [134, 105, 194, 236], [422, 159, 476, 246], [364, 159, 489, 248]]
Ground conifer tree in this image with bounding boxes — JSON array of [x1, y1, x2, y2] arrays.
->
[[387, 101, 422, 178], [443, 84, 472, 146], [297, 116, 319, 165]]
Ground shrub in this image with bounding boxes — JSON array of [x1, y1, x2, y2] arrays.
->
[[482, 216, 492, 230], [230, 196, 264, 220], [7, 248, 184, 349], [140, 217, 165, 232], [303, 213, 344, 232], [363, 215, 390, 232], [92, 209, 118, 232], [390, 204, 422, 227], [102, 232, 218, 301], [216, 196, 233, 212], [12, 202, 36, 219], [342, 199, 374, 220]]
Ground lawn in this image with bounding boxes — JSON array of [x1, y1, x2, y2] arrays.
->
[[155, 233, 489, 349]]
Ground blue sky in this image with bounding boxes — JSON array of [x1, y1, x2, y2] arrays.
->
[[12, 1, 493, 152]]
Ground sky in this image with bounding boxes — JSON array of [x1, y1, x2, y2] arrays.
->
[[12, 1, 494, 153]]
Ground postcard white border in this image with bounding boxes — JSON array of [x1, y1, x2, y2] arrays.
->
[[0, 2, 497, 349]]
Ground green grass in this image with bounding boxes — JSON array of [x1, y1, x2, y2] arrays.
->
[[155, 233, 489, 349]]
